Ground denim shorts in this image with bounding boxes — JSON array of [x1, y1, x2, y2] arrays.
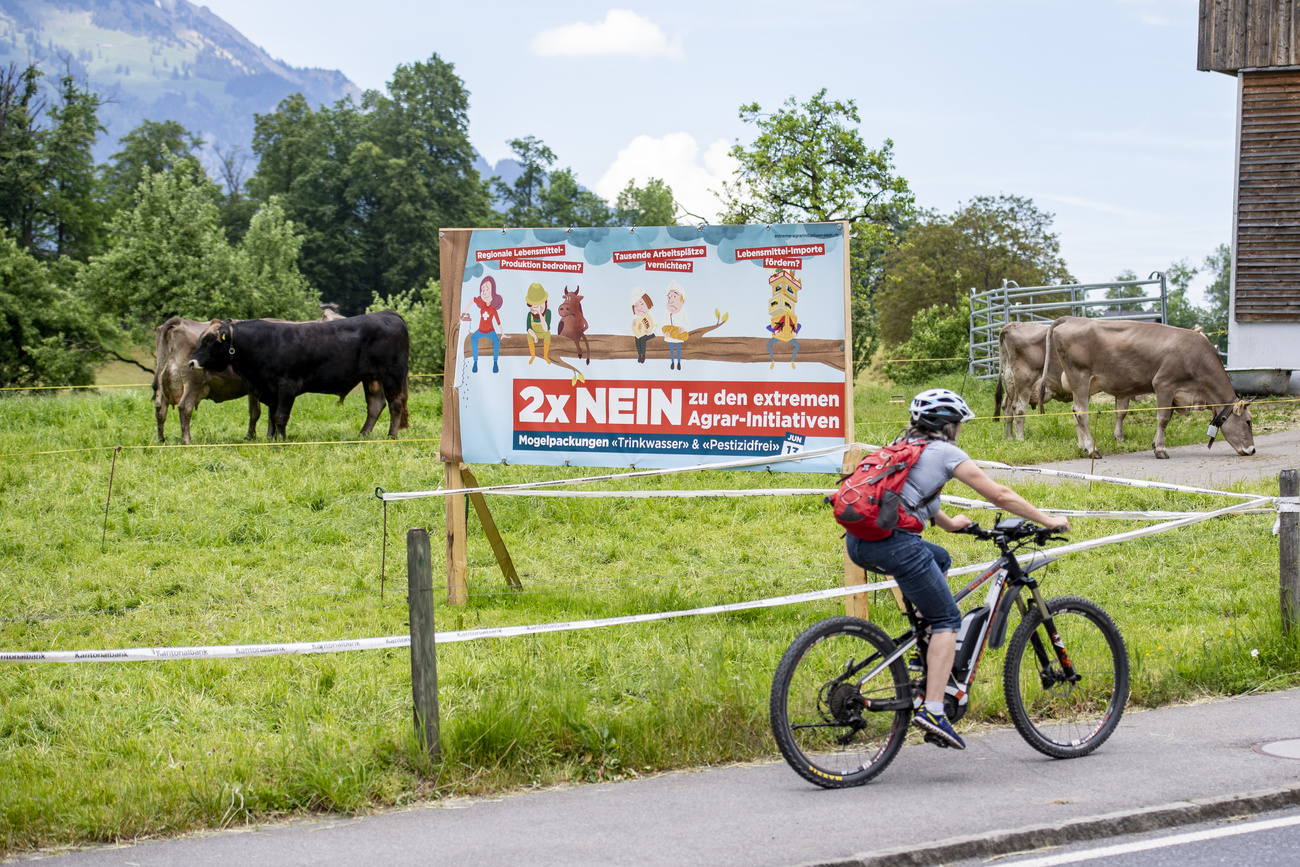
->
[[845, 531, 962, 633]]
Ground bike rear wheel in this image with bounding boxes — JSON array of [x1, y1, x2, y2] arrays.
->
[[1004, 595, 1129, 759], [770, 616, 911, 788]]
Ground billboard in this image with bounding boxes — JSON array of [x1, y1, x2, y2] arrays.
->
[[439, 223, 851, 474]]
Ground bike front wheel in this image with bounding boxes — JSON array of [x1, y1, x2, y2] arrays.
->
[[1004, 595, 1129, 759], [770, 616, 911, 788]]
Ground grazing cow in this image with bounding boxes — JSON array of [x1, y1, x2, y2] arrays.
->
[[1040, 316, 1255, 459], [190, 311, 411, 440], [152, 307, 347, 444], [994, 321, 1135, 441]]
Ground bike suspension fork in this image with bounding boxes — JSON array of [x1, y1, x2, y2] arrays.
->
[[1021, 586, 1079, 681]]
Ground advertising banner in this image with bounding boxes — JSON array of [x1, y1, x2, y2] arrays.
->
[[441, 223, 850, 473]]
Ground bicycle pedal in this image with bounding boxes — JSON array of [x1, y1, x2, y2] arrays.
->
[[923, 733, 950, 749]]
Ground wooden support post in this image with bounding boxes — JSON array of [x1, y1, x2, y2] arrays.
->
[[439, 228, 472, 607], [839, 221, 870, 621], [445, 461, 468, 606], [1281, 469, 1299, 633], [460, 466, 522, 589], [407, 528, 441, 758]]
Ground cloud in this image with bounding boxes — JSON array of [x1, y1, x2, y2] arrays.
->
[[531, 10, 684, 60], [594, 133, 738, 222]]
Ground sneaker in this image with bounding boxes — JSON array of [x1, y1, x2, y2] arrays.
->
[[913, 708, 965, 750]]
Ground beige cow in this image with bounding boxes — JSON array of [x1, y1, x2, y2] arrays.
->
[[995, 321, 1134, 441], [1041, 316, 1255, 459]]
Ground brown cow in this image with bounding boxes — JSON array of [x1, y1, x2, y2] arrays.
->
[[995, 321, 1135, 441], [1040, 316, 1255, 459], [153, 307, 346, 444]]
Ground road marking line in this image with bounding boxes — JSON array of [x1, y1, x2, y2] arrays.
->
[[999, 812, 1300, 866]]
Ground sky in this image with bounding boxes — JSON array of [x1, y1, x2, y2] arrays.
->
[[199, 0, 1237, 305]]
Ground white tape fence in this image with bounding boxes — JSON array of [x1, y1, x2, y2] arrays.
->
[[1, 438, 1282, 664]]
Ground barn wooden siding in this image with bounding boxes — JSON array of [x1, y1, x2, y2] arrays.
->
[[1199, 0, 1300, 72], [1237, 69, 1300, 321]]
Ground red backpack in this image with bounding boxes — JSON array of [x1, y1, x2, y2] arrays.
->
[[827, 439, 928, 540]]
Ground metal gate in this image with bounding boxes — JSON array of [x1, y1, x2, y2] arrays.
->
[[968, 273, 1167, 380]]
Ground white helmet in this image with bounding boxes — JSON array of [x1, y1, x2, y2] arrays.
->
[[909, 388, 974, 430]]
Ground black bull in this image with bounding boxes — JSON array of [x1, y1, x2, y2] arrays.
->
[[190, 312, 411, 440]]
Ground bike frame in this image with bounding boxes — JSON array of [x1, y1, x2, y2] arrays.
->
[[856, 543, 1070, 714]]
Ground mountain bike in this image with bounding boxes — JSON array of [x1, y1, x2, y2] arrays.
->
[[769, 518, 1130, 788]]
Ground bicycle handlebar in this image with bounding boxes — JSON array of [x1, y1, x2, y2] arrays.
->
[[957, 520, 1067, 548]]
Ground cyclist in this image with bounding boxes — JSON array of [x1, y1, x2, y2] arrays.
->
[[846, 388, 1070, 750]]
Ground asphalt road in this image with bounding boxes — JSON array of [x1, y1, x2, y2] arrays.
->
[[1009, 427, 1300, 488]]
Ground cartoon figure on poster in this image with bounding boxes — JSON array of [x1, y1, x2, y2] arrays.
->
[[557, 286, 590, 365], [630, 288, 657, 364], [766, 269, 802, 370], [524, 282, 553, 365], [661, 280, 689, 371], [461, 275, 503, 373]]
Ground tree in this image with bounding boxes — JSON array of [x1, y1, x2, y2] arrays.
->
[[614, 177, 676, 226], [1162, 259, 1204, 330], [38, 70, 104, 260], [887, 296, 970, 384], [368, 278, 443, 377], [250, 54, 492, 313], [718, 89, 912, 229], [79, 162, 318, 343], [718, 89, 914, 374], [363, 54, 492, 296], [538, 167, 612, 228], [101, 119, 203, 216], [236, 197, 321, 321], [876, 195, 1073, 346], [0, 232, 96, 387], [212, 142, 257, 244], [252, 95, 370, 313], [1202, 244, 1231, 354], [0, 64, 45, 252], [489, 135, 611, 228], [0, 63, 104, 260], [492, 135, 555, 226]]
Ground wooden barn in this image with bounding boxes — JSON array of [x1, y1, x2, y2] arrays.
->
[[1199, 0, 1300, 392]]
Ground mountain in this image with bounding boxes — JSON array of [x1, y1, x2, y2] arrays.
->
[[0, 0, 358, 162]]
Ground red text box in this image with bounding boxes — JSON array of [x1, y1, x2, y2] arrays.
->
[[512, 379, 845, 436], [612, 246, 707, 263], [476, 244, 567, 262], [499, 258, 584, 273], [646, 260, 693, 273], [734, 243, 825, 261]]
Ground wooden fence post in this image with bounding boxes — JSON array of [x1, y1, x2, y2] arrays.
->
[[408, 528, 441, 758], [1281, 469, 1299, 633]]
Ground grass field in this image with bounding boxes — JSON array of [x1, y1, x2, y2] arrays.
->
[[1, 376, 1298, 854]]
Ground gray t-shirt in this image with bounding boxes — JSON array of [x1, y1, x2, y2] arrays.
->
[[898, 438, 971, 527]]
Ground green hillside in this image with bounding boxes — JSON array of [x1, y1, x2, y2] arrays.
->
[[0, 0, 357, 158]]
